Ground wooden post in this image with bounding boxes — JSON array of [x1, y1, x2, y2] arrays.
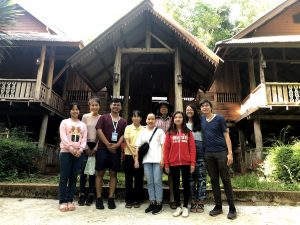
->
[[46, 47, 56, 104], [123, 70, 130, 121], [253, 119, 263, 160], [113, 47, 121, 98], [38, 114, 49, 150], [248, 49, 256, 91], [232, 62, 241, 101], [35, 45, 47, 100], [259, 48, 266, 84], [174, 48, 183, 111], [238, 128, 246, 162]]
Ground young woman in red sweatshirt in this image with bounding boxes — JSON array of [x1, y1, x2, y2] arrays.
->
[[164, 111, 196, 218]]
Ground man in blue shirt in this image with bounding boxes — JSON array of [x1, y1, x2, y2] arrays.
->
[[200, 99, 237, 220]]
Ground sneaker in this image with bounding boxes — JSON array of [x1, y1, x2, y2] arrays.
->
[[78, 194, 86, 206], [227, 205, 237, 220], [133, 201, 141, 208], [125, 203, 133, 208], [152, 203, 162, 215], [209, 205, 223, 217], [173, 206, 182, 217], [108, 198, 116, 209], [182, 207, 189, 217], [96, 197, 104, 210], [145, 202, 156, 213], [85, 194, 94, 206]]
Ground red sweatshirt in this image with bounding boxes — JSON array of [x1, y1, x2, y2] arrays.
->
[[164, 130, 196, 169]]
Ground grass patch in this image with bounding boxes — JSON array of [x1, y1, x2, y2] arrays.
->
[[2, 172, 300, 192]]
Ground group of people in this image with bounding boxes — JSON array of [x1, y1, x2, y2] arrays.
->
[[58, 97, 237, 220]]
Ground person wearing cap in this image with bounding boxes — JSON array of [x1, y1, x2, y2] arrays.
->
[[199, 99, 237, 220], [155, 100, 176, 209]]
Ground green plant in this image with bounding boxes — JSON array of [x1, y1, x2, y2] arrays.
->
[[264, 125, 296, 147], [0, 136, 38, 181], [263, 141, 300, 183]]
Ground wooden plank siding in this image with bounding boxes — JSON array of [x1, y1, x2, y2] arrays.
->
[[254, 2, 300, 36], [4, 11, 49, 33]]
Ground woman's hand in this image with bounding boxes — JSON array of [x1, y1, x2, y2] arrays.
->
[[165, 167, 170, 174], [160, 159, 164, 169], [73, 150, 81, 158], [190, 165, 195, 173], [134, 160, 139, 169]]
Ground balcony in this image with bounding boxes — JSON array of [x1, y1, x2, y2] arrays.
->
[[0, 79, 64, 114], [240, 82, 300, 116]]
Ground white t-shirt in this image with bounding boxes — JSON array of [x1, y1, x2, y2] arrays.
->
[[135, 127, 166, 164]]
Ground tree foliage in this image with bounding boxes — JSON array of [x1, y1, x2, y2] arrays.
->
[[163, 0, 284, 49]]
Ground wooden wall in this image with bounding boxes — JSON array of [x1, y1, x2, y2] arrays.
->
[[4, 11, 51, 34], [253, 2, 300, 36]]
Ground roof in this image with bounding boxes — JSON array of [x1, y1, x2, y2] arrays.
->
[[216, 35, 300, 48], [16, 1, 65, 35], [233, 0, 298, 39], [67, 0, 222, 92], [0, 32, 83, 47]]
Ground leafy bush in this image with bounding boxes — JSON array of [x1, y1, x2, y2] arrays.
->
[[264, 141, 300, 183], [0, 136, 38, 181]]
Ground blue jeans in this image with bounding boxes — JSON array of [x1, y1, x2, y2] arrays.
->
[[190, 141, 207, 201], [143, 163, 163, 203], [79, 154, 95, 194], [59, 152, 82, 204]]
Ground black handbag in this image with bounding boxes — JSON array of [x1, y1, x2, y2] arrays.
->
[[138, 127, 158, 163]]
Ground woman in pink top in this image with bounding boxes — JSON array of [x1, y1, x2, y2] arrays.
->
[[58, 102, 87, 212]]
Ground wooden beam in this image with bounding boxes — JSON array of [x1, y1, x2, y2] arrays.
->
[[53, 64, 69, 85], [113, 47, 122, 97], [149, 32, 173, 51], [38, 114, 49, 149], [35, 45, 46, 100], [46, 47, 56, 104], [174, 48, 183, 111], [123, 70, 130, 121], [253, 119, 263, 160], [259, 48, 266, 84], [248, 49, 256, 91], [250, 115, 300, 120], [121, 48, 174, 54]]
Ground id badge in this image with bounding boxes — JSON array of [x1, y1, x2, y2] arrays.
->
[[111, 131, 118, 142]]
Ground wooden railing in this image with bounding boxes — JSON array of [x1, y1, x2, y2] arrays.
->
[[216, 92, 239, 103], [266, 82, 300, 105], [65, 90, 92, 102], [240, 82, 300, 115], [0, 79, 64, 113]]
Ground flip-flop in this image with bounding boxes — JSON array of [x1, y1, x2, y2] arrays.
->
[[59, 203, 68, 212], [67, 202, 76, 211]]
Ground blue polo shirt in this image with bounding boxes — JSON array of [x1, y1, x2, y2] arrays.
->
[[201, 114, 227, 152]]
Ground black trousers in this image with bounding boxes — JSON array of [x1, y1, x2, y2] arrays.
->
[[124, 155, 144, 203], [204, 151, 234, 207], [170, 165, 190, 208]]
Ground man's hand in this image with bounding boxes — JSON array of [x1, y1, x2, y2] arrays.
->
[[107, 143, 118, 153], [227, 153, 233, 166], [165, 167, 170, 174]]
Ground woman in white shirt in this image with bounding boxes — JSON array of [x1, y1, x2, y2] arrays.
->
[[135, 113, 165, 215]]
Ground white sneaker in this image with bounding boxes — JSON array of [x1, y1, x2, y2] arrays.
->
[[182, 207, 189, 217], [173, 206, 182, 217]]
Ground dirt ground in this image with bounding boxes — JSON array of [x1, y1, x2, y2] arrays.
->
[[0, 198, 299, 225]]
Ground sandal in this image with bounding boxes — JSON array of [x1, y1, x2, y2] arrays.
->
[[67, 202, 76, 211], [169, 201, 177, 209], [190, 202, 197, 213], [196, 203, 204, 213], [59, 203, 68, 212]]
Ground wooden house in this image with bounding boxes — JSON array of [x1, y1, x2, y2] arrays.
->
[[67, 0, 223, 121], [0, 3, 91, 152], [213, 0, 300, 169]]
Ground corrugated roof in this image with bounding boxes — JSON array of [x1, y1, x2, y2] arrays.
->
[[217, 35, 300, 48], [0, 32, 83, 46]]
